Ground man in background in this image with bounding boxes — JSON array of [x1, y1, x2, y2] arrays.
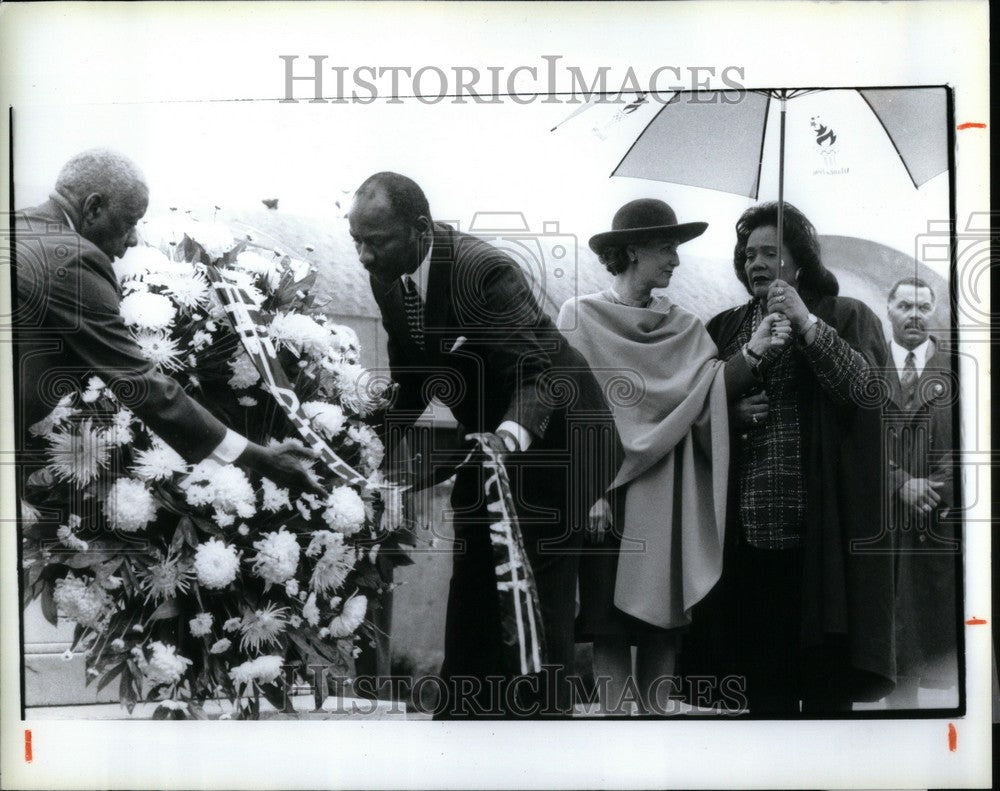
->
[[883, 276, 959, 707]]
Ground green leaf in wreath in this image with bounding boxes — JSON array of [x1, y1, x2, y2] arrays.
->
[[149, 598, 180, 621], [40, 584, 59, 626]]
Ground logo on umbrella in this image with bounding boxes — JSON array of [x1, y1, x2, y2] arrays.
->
[[810, 115, 844, 172]]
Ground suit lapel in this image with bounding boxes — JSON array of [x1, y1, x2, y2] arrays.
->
[[373, 275, 425, 359], [911, 337, 942, 411]]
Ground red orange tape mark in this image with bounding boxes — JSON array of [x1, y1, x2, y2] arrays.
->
[[24, 729, 32, 763], [947, 723, 957, 752], [957, 122, 986, 130], [966, 617, 987, 625]]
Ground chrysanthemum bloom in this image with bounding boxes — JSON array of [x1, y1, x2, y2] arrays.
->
[[102, 421, 134, 448], [183, 462, 257, 520], [160, 269, 210, 308], [131, 641, 193, 686], [190, 329, 213, 351], [322, 487, 366, 536], [112, 244, 173, 283], [138, 550, 194, 603], [260, 478, 291, 513], [229, 655, 283, 687], [193, 538, 240, 590], [46, 419, 110, 487], [132, 440, 187, 481], [348, 424, 385, 472], [80, 375, 106, 403], [104, 478, 158, 533], [228, 353, 261, 389], [120, 290, 177, 331], [269, 312, 333, 358], [133, 329, 185, 371], [52, 573, 112, 630], [302, 591, 320, 627], [334, 363, 384, 416], [209, 638, 231, 654], [187, 220, 236, 260], [306, 531, 356, 596], [111, 638, 126, 651], [302, 401, 346, 440], [56, 523, 89, 552], [329, 595, 368, 638], [237, 396, 258, 408], [188, 612, 214, 637], [251, 528, 301, 585], [238, 603, 290, 652]]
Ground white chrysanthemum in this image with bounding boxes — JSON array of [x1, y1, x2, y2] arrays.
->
[[191, 329, 213, 351], [302, 591, 320, 627], [238, 396, 258, 408], [228, 353, 261, 389], [186, 220, 236, 260], [46, 419, 110, 487], [284, 579, 299, 597], [332, 362, 384, 416], [160, 270, 210, 308], [81, 375, 106, 403], [302, 401, 346, 439], [120, 291, 176, 331], [188, 612, 214, 637], [111, 638, 126, 651], [260, 478, 291, 513], [222, 617, 242, 633], [113, 245, 174, 283], [251, 528, 301, 585], [348, 424, 385, 472], [29, 395, 78, 438], [102, 422, 134, 447], [56, 523, 89, 552], [209, 638, 231, 654], [193, 538, 240, 590], [132, 441, 187, 481], [238, 603, 289, 652], [235, 250, 281, 291], [133, 330, 185, 371], [306, 531, 356, 596], [322, 486, 366, 536], [328, 324, 360, 357], [105, 478, 158, 533], [229, 655, 283, 687], [138, 550, 194, 603], [182, 461, 257, 519], [131, 641, 193, 686], [329, 595, 368, 638], [269, 312, 333, 357], [53, 573, 112, 630]]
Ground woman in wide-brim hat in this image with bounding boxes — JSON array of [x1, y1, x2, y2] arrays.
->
[[556, 198, 790, 714]]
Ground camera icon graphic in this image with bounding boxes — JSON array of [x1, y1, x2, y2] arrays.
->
[[451, 211, 578, 329], [914, 212, 994, 335]]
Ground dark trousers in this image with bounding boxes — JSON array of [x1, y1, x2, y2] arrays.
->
[[436, 462, 582, 719], [733, 544, 852, 715]]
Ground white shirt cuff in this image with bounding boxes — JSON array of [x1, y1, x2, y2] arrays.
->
[[496, 420, 532, 452], [209, 429, 249, 464]]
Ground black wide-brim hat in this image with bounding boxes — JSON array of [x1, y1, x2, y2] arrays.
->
[[588, 198, 708, 254]]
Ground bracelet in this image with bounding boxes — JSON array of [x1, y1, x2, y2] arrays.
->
[[744, 344, 764, 362]]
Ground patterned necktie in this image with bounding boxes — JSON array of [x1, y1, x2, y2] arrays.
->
[[402, 275, 425, 351], [900, 350, 917, 410]]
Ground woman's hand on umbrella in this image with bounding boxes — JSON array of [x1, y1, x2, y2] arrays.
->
[[587, 497, 613, 544], [734, 391, 769, 429], [766, 279, 809, 332], [749, 311, 793, 357]]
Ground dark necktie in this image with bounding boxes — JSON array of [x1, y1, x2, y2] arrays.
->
[[900, 350, 917, 410], [402, 275, 425, 351]]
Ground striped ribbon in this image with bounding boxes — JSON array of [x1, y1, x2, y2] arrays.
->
[[466, 433, 546, 675], [205, 265, 369, 488]]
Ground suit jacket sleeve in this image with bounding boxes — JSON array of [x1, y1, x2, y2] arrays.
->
[[46, 248, 228, 462]]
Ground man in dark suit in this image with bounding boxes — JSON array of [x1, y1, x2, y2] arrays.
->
[[882, 276, 959, 707], [12, 148, 321, 488], [348, 172, 620, 717]]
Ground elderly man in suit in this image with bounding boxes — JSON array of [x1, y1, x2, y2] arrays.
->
[[12, 148, 322, 490], [349, 172, 620, 718], [883, 276, 959, 708]]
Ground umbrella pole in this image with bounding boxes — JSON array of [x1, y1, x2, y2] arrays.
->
[[777, 92, 786, 279]]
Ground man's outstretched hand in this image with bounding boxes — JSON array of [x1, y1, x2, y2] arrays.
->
[[237, 439, 326, 497]]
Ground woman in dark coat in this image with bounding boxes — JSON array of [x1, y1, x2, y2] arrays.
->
[[694, 202, 896, 714]]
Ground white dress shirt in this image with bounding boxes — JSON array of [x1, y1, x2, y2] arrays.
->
[[889, 337, 933, 380]]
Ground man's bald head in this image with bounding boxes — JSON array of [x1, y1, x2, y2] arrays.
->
[[54, 148, 149, 260]]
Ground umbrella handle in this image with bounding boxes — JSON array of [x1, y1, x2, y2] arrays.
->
[[776, 93, 787, 278]]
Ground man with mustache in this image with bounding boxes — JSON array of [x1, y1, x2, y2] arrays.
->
[[883, 276, 958, 708]]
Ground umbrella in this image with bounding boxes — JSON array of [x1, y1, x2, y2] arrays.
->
[[559, 87, 949, 274]]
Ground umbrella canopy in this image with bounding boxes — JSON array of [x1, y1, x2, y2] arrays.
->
[[611, 87, 948, 195]]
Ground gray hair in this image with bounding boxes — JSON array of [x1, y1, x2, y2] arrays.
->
[[54, 148, 148, 207]]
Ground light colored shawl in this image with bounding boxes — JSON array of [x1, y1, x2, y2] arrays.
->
[[557, 291, 728, 628]]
